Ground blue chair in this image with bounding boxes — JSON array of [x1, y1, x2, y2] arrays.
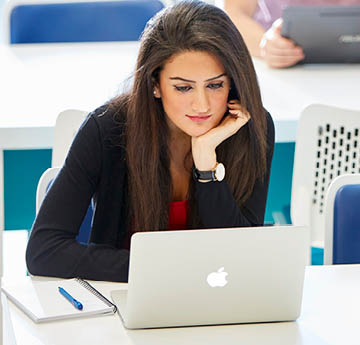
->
[[8, 0, 164, 44], [324, 174, 360, 264], [76, 202, 93, 244]]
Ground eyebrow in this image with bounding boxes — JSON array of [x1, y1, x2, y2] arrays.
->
[[169, 73, 227, 83]]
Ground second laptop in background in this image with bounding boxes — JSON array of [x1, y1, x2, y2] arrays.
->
[[282, 5, 360, 63]]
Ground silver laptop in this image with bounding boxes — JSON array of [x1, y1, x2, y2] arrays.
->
[[282, 6, 360, 63], [111, 225, 309, 329]]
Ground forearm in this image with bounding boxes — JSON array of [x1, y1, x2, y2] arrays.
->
[[194, 112, 274, 228], [26, 227, 129, 282], [224, 1, 265, 57]]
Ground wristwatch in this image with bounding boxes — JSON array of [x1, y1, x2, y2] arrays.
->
[[193, 162, 225, 182]]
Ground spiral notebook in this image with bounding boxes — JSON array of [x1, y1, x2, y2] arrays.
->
[[1, 277, 117, 323]]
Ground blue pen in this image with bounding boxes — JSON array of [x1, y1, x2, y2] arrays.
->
[[58, 287, 83, 310]]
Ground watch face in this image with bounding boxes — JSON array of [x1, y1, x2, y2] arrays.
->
[[215, 163, 225, 181]]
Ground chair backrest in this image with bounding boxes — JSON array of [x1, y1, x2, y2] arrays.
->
[[37, 108, 93, 243], [7, 0, 164, 44], [324, 174, 360, 265], [291, 104, 360, 246], [36, 167, 93, 243], [52, 109, 88, 167], [36, 167, 60, 213]]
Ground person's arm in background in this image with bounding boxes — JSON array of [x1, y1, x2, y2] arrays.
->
[[224, 0, 264, 57], [224, 0, 304, 68]]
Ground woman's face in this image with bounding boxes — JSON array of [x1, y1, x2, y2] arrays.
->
[[154, 50, 231, 138]]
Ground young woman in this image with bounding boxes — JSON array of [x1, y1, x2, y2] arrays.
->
[[26, 0, 275, 282]]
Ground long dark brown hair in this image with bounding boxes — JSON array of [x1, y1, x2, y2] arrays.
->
[[112, 0, 267, 232]]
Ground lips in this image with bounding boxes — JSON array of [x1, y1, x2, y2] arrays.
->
[[186, 115, 212, 122]]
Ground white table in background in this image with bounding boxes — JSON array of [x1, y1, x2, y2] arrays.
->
[[255, 60, 360, 142], [3, 264, 360, 345], [2, 42, 360, 145], [0, 41, 139, 233], [1, 42, 360, 231]]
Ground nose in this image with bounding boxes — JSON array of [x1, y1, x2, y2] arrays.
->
[[191, 89, 210, 114]]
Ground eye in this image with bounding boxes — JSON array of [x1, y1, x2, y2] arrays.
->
[[174, 85, 193, 92], [207, 82, 224, 90]]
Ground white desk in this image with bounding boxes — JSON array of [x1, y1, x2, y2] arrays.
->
[[3, 264, 360, 345], [1, 42, 360, 231]]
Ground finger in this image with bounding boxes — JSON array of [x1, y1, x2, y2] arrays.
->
[[228, 109, 251, 121], [228, 108, 250, 120], [227, 104, 251, 119], [227, 102, 243, 110], [227, 102, 248, 111], [227, 100, 244, 108], [205, 112, 250, 147], [268, 36, 300, 50], [264, 51, 305, 67], [265, 44, 304, 57], [265, 54, 304, 68], [267, 59, 303, 68], [222, 115, 250, 138], [266, 52, 304, 63], [272, 18, 283, 30]]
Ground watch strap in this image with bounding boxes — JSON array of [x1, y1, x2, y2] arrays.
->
[[193, 168, 215, 181]]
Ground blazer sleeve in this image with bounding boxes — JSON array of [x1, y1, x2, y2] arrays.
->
[[26, 111, 129, 282], [195, 112, 275, 228]]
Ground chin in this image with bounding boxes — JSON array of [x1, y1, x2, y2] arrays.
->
[[192, 124, 216, 137], [184, 126, 212, 137]]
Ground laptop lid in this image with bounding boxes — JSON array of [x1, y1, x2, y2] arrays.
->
[[282, 6, 360, 63], [111, 225, 309, 329]]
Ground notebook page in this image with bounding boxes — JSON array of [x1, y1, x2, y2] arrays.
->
[[2, 277, 114, 322]]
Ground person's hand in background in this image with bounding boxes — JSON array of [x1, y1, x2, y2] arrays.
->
[[259, 18, 305, 68]]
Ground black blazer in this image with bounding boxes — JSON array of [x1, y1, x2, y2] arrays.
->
[[26, 105, 275, 282]]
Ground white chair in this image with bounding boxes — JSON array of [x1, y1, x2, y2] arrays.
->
[[324, 174, 360, 265], [36, 164, 93, 244], [37, 108, 87, 210], [36, 167, 60, 213], [291, 104, 360, 250], [52, 109, 87, 167], [37, 109, 92, 243]]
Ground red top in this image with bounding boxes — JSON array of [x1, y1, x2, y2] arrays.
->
[[122, 200, 188, 250], [168, 200, 188, 230]]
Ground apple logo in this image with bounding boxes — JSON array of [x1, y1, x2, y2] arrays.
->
[[206, 267, 228, 287]]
